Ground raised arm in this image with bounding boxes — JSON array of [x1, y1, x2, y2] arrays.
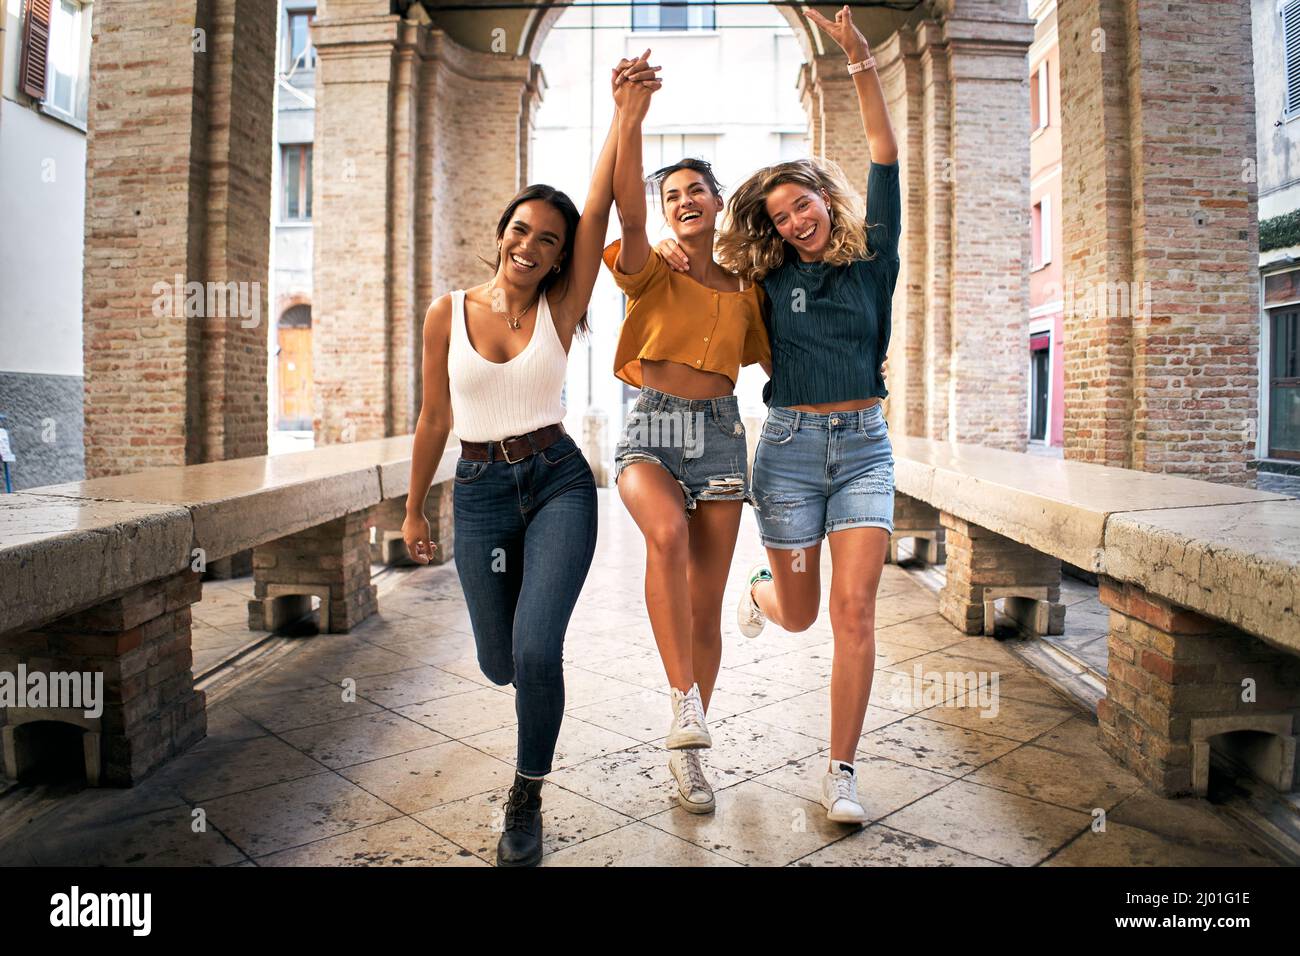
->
[[612, 50, 659, 275], [550, 114, 619, 335], [806, 5, 897, 164], [403, 295, 454, 564]]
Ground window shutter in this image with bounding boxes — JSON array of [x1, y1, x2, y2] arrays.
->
[[1286, 1, 1300, 117], [19, 0, 53, 101]]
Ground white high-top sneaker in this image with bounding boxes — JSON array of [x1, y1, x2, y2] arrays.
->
[[821, 760, 868, 824], [666, 683, 711, 749], [669, 749, 715, 814], [736, 564, 771, 639]]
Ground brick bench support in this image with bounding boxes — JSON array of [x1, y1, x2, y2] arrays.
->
[[888, 493, 946, 566], [248, 512, 377, 633], [938, 512, 1066, 636], [1097, 577, 1300, 797], [368, 486, 455, 567], [0, 569, 205, 786]]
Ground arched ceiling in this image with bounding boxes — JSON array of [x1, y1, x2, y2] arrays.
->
[[412, 1, 935, 61]]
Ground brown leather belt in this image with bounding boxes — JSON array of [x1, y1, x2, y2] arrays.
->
[[460, 423, 568, 464]]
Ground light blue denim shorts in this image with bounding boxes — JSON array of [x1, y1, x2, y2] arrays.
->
[[751, 403, 895, 549], [613, 386, 751, 514]]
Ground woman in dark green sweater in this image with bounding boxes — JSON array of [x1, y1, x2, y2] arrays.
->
[[659, 4, 900, 825]]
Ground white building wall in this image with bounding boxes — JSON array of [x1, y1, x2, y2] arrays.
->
[[531, 3, 806, 474]]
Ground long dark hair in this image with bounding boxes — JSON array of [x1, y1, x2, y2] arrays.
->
[[489, 184, 588, 335]]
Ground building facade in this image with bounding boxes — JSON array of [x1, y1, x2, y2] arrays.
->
[[1254, 0, 1300, 496], [0, 0, 94, 489]]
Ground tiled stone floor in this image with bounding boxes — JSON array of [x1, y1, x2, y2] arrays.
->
[[0, 490, 1277, 867]]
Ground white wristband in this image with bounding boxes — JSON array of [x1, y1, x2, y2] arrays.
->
[[847, 57, 876, 75]]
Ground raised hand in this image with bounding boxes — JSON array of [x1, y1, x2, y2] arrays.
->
[[612, 49, 662, 114], [805, 4, 869, 61]]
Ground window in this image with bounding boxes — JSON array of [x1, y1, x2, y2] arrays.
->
[[632, 0, 715, 32], [1285, 1, 1300, 119], [1029, 332, 1051, 443], [21, 0, 92, 126], [282, 145, 313, 221], [1030, 61, 1049, 131], [285, 9, 316, 72], [1031, 196, 1051, 269], [1268, 306, 1300, 459]]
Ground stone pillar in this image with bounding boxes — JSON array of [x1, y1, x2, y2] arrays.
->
[[311, 7, 411, 446], [939, 512, 1065, 636], [1098, 578, 1300, 797], [809, 54, 870, 197], [943, 11, 1035, 449], [82, 0, 275, 477], [915, 22, 953, 443], [313, 9, 537, 446], [874, 27, 926, 438], [1057, 0, 1135, 468], [0, 570, 206, 786], [248, 513, 378, 633], [1059, 0, 1260, 483]]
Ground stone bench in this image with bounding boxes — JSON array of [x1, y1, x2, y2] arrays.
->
[[889, 435, 1300, 798], [0, 437, 456, 786]]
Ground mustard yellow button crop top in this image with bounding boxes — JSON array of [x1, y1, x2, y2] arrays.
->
[[603, 240, 771, 389]]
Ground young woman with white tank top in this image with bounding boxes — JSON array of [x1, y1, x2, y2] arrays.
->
[[402, 53, 662, 868]]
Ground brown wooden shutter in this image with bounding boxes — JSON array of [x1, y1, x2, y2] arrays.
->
[[19, 0, 53, 100]]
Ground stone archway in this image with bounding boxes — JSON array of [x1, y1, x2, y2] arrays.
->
[[303, 0, 1036, 453]]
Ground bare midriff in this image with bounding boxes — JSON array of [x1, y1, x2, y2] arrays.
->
[[789, 397, 883, 413], [640, 359, 735, 400]]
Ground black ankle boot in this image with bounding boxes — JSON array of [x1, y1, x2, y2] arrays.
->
[[497, 773, 544, 867]]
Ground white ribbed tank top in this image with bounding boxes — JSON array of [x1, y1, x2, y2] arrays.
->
[[447, 289, 569, 443]]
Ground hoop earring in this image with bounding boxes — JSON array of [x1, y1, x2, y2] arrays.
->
[[552, 264, 560, 274]]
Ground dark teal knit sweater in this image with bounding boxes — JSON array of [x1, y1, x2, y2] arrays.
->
[[759, 161, 901, 407]]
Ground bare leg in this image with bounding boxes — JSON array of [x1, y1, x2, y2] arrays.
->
[[753, 543, 822, 633], [618, 462, 694, 692], [826, 527, 890, 763], [685, 499, 743, 711]]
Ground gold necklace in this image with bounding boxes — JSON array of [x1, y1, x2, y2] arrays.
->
[[492, 284, 538, 331]]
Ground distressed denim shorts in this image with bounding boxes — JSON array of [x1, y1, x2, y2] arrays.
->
[[613, 385, 751, 514], [751, 403, 895, 549]]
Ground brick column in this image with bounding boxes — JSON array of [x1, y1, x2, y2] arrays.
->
[[313, 11, 536, 446], [0, 570, 205, 786], [1057, 0, 1135, 467], [875, 27, 926, 438], [915, 22, 953, 443], [248, 513, 378, 633], [1059, 0, 1260, 483], [82, 0, 275, 477], [1098, 578, 1300, 796], [939, 512, 1065, 636], [943, 11, 1035, 449]]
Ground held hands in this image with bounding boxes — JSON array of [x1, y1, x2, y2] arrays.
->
[[402, 511, 437, 565], [805, 5, 870, 62], [612, 49, 662, 119], [651, 235, 891, 381]]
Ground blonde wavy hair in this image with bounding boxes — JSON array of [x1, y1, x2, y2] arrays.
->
[[716, 157, 870, 283]]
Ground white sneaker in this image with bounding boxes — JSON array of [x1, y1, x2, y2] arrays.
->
[[666, 683, 711, 749], [736, 564, 771, 639], [821, 760, 868, 824], [669, 750, 715, 814]]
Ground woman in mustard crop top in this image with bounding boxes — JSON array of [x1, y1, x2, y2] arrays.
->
[[601, 55, 771, 816]]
